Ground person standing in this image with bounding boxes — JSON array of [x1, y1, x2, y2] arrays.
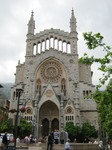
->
[[16, 137, 20, 145], [2, 132, 8, 150], [65, 131, 68, 142], [24, 135, 29, 146], [65, 140, 70, 150], [60, 130, 66, 144], [47, 133, 53, 150], [54, 130, 59, 144]]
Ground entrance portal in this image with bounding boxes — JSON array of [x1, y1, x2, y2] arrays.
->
[[39, 100, 59, 137], [51, 118, 59, 131]]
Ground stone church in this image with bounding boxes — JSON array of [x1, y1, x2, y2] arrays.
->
[[9, 10, 98, 138]]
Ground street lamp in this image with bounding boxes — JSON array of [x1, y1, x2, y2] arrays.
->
[[14, 88, 23, 149]]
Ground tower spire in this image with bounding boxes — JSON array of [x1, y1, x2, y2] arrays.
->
[[70, 8, 76, 33], [27, 10, 35, 36], [69, 9, 78, 54]]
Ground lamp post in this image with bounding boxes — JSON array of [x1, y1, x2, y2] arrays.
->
[[14, 88, 23, 149]]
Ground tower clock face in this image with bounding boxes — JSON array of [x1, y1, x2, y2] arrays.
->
[[40, 59, 62, 83]]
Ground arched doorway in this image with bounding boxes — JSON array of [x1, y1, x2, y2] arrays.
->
[[42, 118, 49, 137], [51, 118, 59, 131], [39, 100, 59, 137]]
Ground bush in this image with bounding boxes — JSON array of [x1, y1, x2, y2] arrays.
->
[[64, 121, 98, 143]]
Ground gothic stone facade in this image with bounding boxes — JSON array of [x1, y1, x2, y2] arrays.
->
[[10, 10, 98, 137]]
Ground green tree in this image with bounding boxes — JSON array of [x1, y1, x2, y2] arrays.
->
[[0, 118, 33, 139], [64, 122, 76, 142], [80, 32, 112, 87], [18, 118, 33, 139], [64, 122, 97, 142], [79, 32, 112, 139], [95, 79, 112, 139], [0, 119, 14, 133], [81, 122, 98, 141]]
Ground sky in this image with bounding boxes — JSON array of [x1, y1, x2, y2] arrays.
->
[[0, 0, 112, 87]]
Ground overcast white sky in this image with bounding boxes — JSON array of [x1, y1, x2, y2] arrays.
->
[[0, 0, 112, 87]]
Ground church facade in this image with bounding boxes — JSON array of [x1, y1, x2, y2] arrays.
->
[[10, 10, 98, 137]]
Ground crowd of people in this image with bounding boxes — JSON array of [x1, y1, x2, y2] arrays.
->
[[1, 132, 36, 149], [24, 134, 36, 145], [46, 129, 69, 150], [2, 131, 112, 150]]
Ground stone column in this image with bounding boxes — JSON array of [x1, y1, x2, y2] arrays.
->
[[73, 95, 80, 125], [60, 93, 64, 129], [34, 100, 39, 139]]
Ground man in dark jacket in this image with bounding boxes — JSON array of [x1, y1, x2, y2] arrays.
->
[[2, 132, 8, 149], [47, 133, 53, 150]]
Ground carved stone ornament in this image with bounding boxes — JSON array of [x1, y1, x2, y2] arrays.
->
[[65, 106, 73, 114], [45, 90, 54, 97]]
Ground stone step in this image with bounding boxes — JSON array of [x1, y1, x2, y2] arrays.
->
[[42, 143, 100, 150], [42, 143, 65, 150]]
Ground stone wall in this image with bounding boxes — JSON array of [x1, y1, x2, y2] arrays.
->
[[42, 143, 100, 150]]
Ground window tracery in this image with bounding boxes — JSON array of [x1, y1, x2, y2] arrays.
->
[[65, 106, 74, 122], [40, 60, 62, 83]]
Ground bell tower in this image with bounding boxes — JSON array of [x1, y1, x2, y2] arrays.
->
[[70, 9, 78, 54], [27, 11, 35, 37], [26, 11, 35, 56]]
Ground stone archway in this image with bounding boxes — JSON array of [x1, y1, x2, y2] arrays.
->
[[39, 100, 59, 137], [51, 118, 59, 131]]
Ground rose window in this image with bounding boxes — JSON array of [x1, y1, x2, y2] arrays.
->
[[25, 107, 33, 114], [40, 60, 62, 83], [66, 106, 73, 114]]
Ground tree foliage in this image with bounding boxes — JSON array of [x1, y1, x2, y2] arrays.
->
[[64, 122, 76, 142], [94, 79, 112, 138], [80, 32, 112, 87], [79, 32, 112, 139], [0, 118, 33, 139], [0, 119, 14, 133], [81, 122, 98, 140], [64, 122, 97, 142], [17, 118, 33, 139]]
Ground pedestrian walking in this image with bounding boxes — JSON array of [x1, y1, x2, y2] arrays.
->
[[65, 140, 70, 150]]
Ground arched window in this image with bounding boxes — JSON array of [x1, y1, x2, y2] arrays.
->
[[33, 43, 36, 55], [63, 41, 66, 53], [54, 38, 58, 49], [59, 40, 62, 51], [46, 38, 49, 50], [38, 42, 41, 53], [50, 37, 54, 48], [37, 79, 41, 96], [67, 42, 71, 53], [65, 106, 74, 123], [61, 78, 66, 96], [42, 40, 45, 52]]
